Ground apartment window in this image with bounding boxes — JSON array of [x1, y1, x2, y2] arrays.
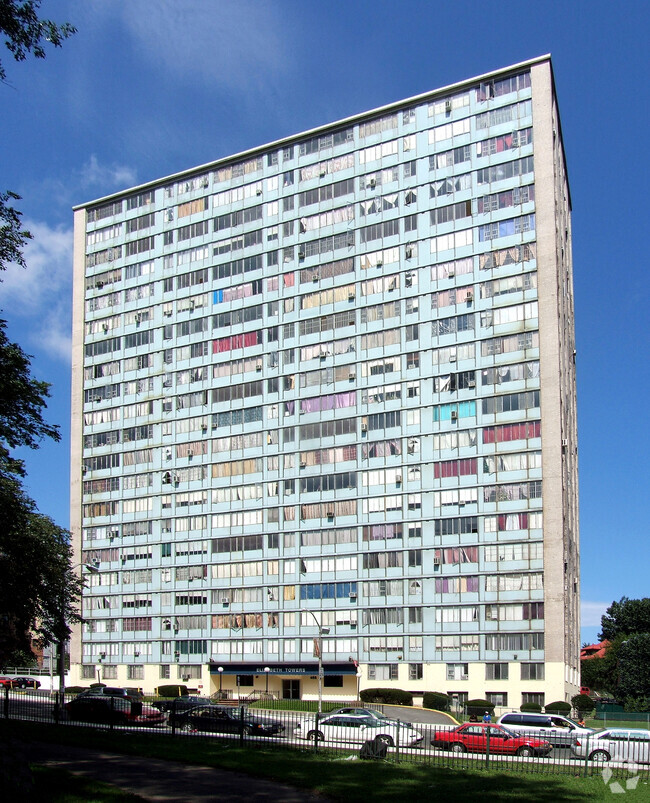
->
[[367, 664, 398, 681], [81, 665, 95, 679], [485, 663, 509, 681], [447, 663, 469, 681], [406, 352, 419, 369], [127, 665, 144, 680], [487, 692, 508, 707], [159, 665, 171, 679], [408, 550, 422, 567], [521, 663, 545, 681], [409, 663, 423, 681], [522, 692, 545, 706]]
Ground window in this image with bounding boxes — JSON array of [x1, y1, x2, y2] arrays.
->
[[487, 692, 508, 707], [521, 663, 545, 681], [127, 665, 144, 680], [447, 663, 468, 681], [81, 665, 95, 679], [522, 692, 545, 706], [367, 664, 398, 681], [485, 663, 509, 681], [409, 663, 423, 681]]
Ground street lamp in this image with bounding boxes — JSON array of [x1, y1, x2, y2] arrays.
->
[[307, 611, 330, 713], [217, 666, 224, 695], [264, 666, 270, 695]]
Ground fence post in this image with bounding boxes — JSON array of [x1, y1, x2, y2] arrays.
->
[[485, 727, 490, 770], [171, 698, 176, 737], [395, 719, 400, 763], [3, 685, 8, 719], [239, 705, 245, 746], [314, 711, 320, 753], [583, 732, 590, 777], [110, 695, 114, 732]]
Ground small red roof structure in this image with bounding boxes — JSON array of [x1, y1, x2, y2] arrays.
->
[[580, 640, 610, 660]]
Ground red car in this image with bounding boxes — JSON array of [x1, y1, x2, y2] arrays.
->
[[431, 723, 552, 757]]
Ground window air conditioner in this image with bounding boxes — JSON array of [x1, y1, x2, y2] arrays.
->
[[300, 461, 307, 468], [349, 592, 357, 600], [562, 438, 569, 447], [256, 362, 263, 371], [450, 410, 458, 420], [468, 379, 476, 388], [445, 100, 452, 113], [395, 475, 402, 484], [405, 246, 413, 259], [361, 422, 368, 432], [348, 372, 355, 381], [369, 178, 376, 188], [466, 292, 473, 302]]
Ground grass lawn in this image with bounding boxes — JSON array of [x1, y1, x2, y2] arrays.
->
[[31, 766, 146, 802], [5, 720, 649, 802]]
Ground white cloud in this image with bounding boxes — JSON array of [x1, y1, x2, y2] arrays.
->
[[118, 0, 291, 92], [79, 155, 137, 191], [581, 601, 609, 628], [1, 220, 73, 362]]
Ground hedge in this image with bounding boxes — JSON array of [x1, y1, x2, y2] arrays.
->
[[545, 700, 572, 715], [520, 702, 543, 713], [465, 698, 495, 714], [423, 692, 451, 712], [360, 688, 413, 706], [571, 694, 595, 714], [155, 684, 189, 698]]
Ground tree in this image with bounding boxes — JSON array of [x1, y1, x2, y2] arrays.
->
[[0, 0, 76, 82], [600, 597, 650, 641], [0, 477, 82, 666], [617, 634, 650, 701]]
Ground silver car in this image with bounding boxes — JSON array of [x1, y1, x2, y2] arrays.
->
[[294, 713, 423, 747], [572, 728, 650, 763]]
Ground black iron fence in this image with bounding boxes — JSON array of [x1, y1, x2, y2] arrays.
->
[[3, 687, 649, 781]]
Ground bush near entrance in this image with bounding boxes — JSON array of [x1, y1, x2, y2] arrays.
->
[[423, 692, 451, 712], [571, 693, 595, 715], [544, 701, 571, 715], [360, 688, 413, 706], [465, 699, 495, 719], [520, 702, 543, 713]]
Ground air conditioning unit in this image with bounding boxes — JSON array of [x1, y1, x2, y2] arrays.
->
[[466, 292, 473, 302], [319, 168, 326, 178], [348, 372, 355, 381], [298, 249, 305, 259], [256, 188, 263, 196], [395, 475, 402, 484], [468, 379, 476, 388], [562, 438, 569, 447], [448, 270, 455, 278], [349, 592, 357, 600], [256, 362, 263, 371], [449, 354, 456, 362], [327, 510, 334, 518], [405, 246, 414, 259], [369, 178, 376, 188], [96, 281, 104, 289], [433, 557, 441, 565], [376, 257, 383, 267], [221, 598, 230, 605], [450, 410, 458, 420], [361, 422, 368, 432], [348, 291, 355, 300], [300, 461, 307, 468], [445, 99, 452, 113]]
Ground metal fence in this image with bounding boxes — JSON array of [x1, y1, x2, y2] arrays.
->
[[3, 687, 649, 780]]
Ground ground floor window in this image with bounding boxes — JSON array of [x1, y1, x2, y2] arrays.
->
[[486, 692, 508, 707], [127, 665, 144, 680], [81, 665, 95, 679], [324, 675, 343, 687]]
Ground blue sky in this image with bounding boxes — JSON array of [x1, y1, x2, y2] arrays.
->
[[1, 1, 648, 646]]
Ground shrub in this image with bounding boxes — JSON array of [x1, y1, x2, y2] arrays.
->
[[544, 700, 571, 715], [520, 702, 543, 713], [571, 693, 595, 714], [155, 684, 189, 698], [64, 686, 85, 695], [423, 692, 451, 712], [360, 687, 413, 706]]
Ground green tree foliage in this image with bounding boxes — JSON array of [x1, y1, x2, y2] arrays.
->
[[571, 694, 595, 714], [0, 0, 76, 82], [617, 634, 650, 700], [600, 597, 650, 641], [0, 478, 83, 664]]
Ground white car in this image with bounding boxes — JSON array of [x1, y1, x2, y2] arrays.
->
[[293, 712, 423, 747], [572, 728, 650, 764]]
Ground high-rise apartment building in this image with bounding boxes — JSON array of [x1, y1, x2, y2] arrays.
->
[[70, 55, 579, 708]]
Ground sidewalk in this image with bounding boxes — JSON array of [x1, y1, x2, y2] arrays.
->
[[28, 741, 329, 802]]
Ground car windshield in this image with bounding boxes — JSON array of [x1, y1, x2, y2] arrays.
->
[[490, 725, 517, 737]]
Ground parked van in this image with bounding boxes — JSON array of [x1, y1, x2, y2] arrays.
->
[[496, 712, 594, 747]]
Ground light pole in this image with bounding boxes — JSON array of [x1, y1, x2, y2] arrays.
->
[[307, 611, 330, 713], [217, 666, 224, 696], [264, 666, 270, 695]]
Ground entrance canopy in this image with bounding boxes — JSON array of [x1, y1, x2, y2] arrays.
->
[[209, 662, 358, 676]]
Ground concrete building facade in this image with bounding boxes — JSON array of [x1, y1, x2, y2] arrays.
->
[[70, 55, 579, 709]]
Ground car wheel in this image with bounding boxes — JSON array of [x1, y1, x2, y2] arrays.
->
[[244, 725, 256, 736], [307, 730, 324, 742], [589, 750, 611, 762], [376, 734, 394, 747], [451, 743, 467, 753], [517, 746, 534, 757], [180, 721, 195, 732]]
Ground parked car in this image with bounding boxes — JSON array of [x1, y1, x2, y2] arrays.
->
[[431, 723, 552, 757], [76, 686, 143, 702], [151, 695, 212, 724], [328, 707, 398, 724], [572, 728, 650, 764], [0, 676, 40, 689], [65, 695, 165, 726], [11, 676, 41, 689], [496, 712, 594, 747], [294, 713, 423, 747], [176, 705, 284, 737]]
